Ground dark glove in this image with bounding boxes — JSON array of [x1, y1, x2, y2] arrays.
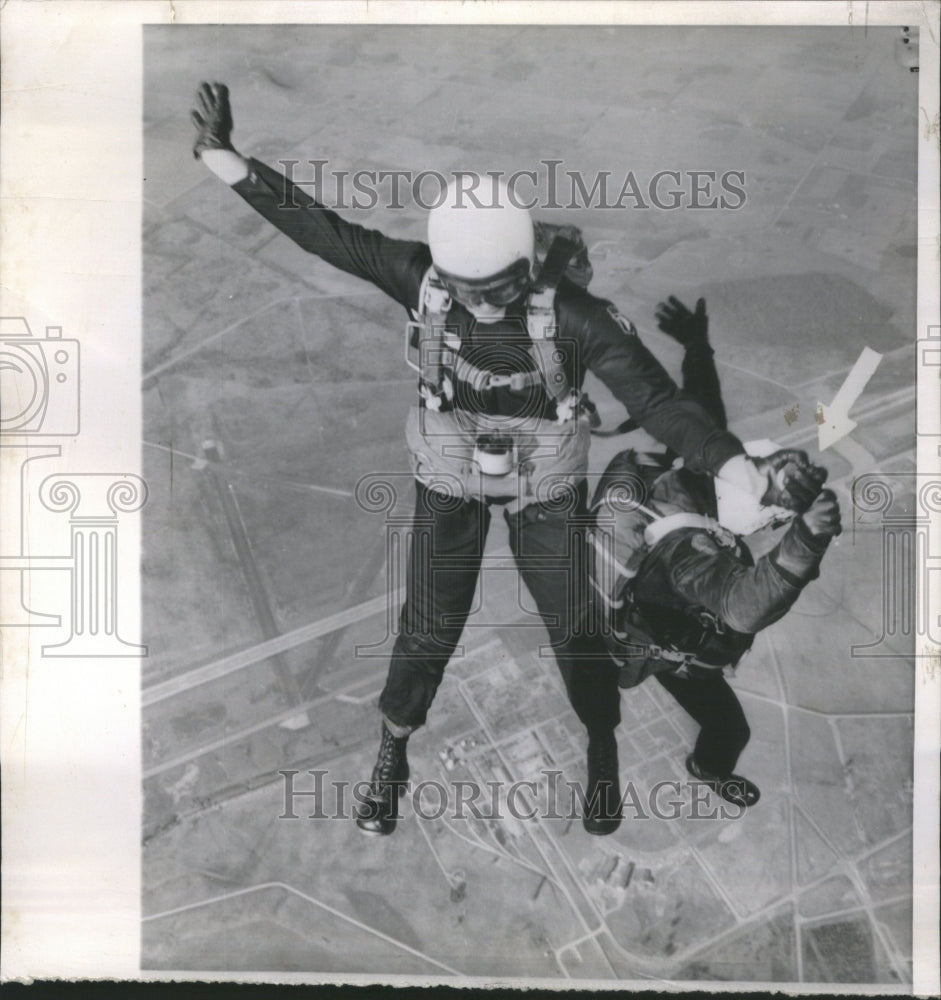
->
[[191, 82, 234, 159], [801, 488, 842, 538], [655, 296, 708, 348], [752, 449, 828, 512]]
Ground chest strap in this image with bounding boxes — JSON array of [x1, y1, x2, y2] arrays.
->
[[643, 511, 737, 550], [452, 356, 545, 394]]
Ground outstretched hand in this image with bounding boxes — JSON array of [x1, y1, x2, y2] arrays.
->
[[655, 296, 708, 347], [801, 488, 842, 538], [191, 82, 234, 159]]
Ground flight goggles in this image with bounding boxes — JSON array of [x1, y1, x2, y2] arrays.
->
[[435, 258, 532, 308]]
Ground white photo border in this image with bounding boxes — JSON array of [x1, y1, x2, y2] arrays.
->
[[0, 0, 938, 993]]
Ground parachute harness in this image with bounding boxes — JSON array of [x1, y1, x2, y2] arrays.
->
[[406, 236, 597, 428]]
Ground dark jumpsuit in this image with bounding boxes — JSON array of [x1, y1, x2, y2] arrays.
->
[[605, 338, 831, 775], [612, 471, 833, 775], [230, 159, 746, 734]]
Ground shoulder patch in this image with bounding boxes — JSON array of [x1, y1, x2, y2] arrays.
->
[[606, 304, 637, 337]]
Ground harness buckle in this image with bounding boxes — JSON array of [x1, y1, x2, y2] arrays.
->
[[486, 371, 534, 392], [554, 389, 580, 424]]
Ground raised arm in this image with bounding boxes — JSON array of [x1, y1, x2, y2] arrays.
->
[[192, 82, 431, 311], [562, 284, 743, 476], [655, 295, 727, 430]]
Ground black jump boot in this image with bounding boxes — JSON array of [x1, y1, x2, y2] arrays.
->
[[355, 722, 410, 836], [583, 730, 622, 835], [686, 753, 760, 809]]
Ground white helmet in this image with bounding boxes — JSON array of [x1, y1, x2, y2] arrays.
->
[[428, 175, 534, 281]]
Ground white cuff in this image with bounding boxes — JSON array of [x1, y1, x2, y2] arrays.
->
[[200, 148, 250, 185], [717, 454, 765, 497]]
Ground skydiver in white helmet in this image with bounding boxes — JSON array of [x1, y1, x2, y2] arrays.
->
[[192, 81, 824, 836]]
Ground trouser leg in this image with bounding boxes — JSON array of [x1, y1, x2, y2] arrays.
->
[[377, 481, 488, 731], [505, 484, 620, 733], [654, 668, 750, 776]]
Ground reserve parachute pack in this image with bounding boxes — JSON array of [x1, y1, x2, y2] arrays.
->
[[403, 225, 600, 505]]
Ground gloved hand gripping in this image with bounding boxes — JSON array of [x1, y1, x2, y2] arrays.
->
[[753, 449, 828, 512]]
